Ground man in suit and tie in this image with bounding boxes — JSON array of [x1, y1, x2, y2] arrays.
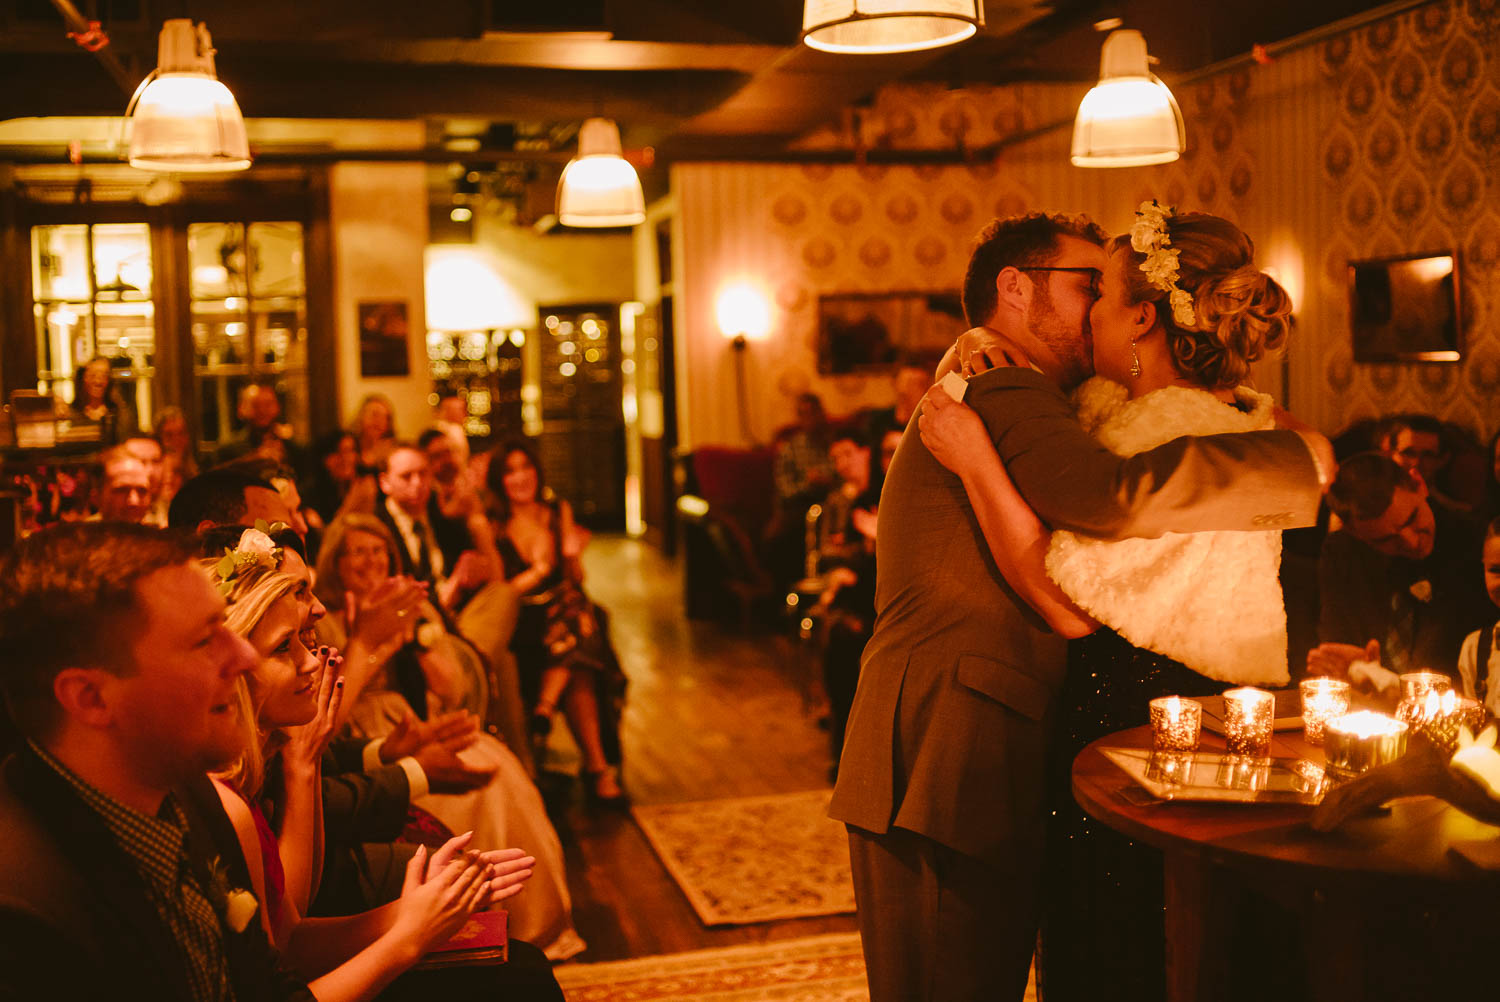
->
[[829, 212, 1329, 1001]]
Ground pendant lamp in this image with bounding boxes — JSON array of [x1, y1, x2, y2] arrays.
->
[[1071, 29, 1185, 168], [556, 118, 645, 228], [126, 19, 250, 172], [802, 0, 982, 54]]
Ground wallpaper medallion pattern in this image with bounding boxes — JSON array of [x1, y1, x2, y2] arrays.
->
[[1316, 0, 1500, 437]]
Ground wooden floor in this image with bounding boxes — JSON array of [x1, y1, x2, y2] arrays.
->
[[543, 535, 859, 963]]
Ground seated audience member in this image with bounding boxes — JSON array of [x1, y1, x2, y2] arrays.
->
[[865, 353, 933, 444], [95, 445, 153, 524], [1310, 452, 1490, 679], [67, 355, 131, 442], [433, 394, 471, 467], [814, 429, 880, 778], [487, 440, 627, 806], [219, 380, 296, 465], [352, 394, 397, 474], [773, 392, 836, 516], [177, 481, 431, 917], [0, 523, 312, 1000], [419, 427, 501, 577], [203, 527, 567, 997], [1378, 413, 1484, 512], [122, 434, 168, 525], [376, 442, 490, 609], [315, 514, 587, 960], [306, 430, 363, 526], [1456, 517, 1500, 718]]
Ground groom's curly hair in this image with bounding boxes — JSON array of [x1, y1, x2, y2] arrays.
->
[[962, 212, 1106, 326]]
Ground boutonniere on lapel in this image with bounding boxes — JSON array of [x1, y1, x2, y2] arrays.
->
[[206, 856, 259, 933], [1409, 580, 1433, 604]]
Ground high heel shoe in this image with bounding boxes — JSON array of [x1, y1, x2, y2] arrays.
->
[[584, 766, 629, 809]]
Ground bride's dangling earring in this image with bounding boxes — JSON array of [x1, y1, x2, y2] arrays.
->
[[1130, 339, 1141, 378]]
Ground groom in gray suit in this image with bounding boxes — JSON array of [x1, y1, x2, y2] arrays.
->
[[828, 212, 1328, 1001]]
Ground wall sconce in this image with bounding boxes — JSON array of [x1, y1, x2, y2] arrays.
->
[[126, 19, 250, 172], [556, 118, 646, 228], [802, 0, 983, 54], [1071, 29, 1185, 168], [716, 282, 771, 444]]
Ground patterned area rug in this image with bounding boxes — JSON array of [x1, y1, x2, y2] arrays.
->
[[555, 933, 869, 1001], [631, 790, 855, 925]]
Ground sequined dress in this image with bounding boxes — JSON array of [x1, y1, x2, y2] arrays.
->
[[1039, 629, 1226, 1000]]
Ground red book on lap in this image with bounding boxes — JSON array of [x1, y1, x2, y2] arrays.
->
[[414, 910, 508, 968]]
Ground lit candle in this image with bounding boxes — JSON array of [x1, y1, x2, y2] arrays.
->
[[1396, 671, 1452, 723], [1149, 696, 1202, 752], [1406, 689, 1488, 755], [1300, 677, 1351, 746], [1323, 711, 1408, 780], [1223, 687, 1275, 757]]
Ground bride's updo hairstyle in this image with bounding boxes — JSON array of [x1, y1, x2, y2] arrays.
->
[[1109, 213, 1292, 390]]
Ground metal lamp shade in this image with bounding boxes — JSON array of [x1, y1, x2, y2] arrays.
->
[[802, 0, 982, 54], [1071, 29, 1185, 168], [128, 73, 250, 172], [556, 118, 645, 227]]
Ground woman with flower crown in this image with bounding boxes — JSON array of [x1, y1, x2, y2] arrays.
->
[[204, 526, 548, 999], [920, 204, 1302, 1000]]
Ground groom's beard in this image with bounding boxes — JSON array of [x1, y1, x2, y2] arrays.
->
[[1030, 282, 1094, 390]]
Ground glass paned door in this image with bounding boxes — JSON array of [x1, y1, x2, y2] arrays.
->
[[189, 221, 308, 452], [30, 222, 156, 428]]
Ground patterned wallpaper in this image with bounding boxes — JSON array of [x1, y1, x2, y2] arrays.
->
[[672, 0, 1499, 448], [1314, 0, 1500, 436]]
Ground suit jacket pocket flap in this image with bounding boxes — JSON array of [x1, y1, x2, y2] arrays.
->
[[956, 653, 1050, 721]]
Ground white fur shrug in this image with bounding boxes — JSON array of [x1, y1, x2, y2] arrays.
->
[[1045, 377, 1290, 686]]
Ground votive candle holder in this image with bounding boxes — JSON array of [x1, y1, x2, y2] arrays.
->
[[1323, 711, 1408, 781], [1300, 677, 1352, 746], [1149, 696, 1202, 752], [1407, 689, 1488, 755], [1392, 669, 1452, 723], [1223, 687, 1275, 757]]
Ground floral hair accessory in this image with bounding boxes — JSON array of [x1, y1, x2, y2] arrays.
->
[[213, 519, 288, 598], [1129, 200, 1197, 329]]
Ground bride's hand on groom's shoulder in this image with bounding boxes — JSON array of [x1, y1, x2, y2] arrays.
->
[[955, 328, 1031, 378], [918, 385, 992, 477]]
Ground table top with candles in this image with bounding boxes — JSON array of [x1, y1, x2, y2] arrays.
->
[[1072, 725, 1500, 886]]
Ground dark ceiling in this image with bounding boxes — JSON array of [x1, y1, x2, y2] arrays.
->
[[0, 0, 1400, 222]]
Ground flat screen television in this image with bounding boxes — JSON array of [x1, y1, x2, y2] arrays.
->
[[1348, 252, 1461, 362]]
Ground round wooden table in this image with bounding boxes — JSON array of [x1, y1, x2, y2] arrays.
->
[[1072, 726, 1500, 1001]]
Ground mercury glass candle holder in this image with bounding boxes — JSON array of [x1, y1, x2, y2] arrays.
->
[[1323, 711, 1408, 781], [1149, 695, 1202, 752], [1300, 677, 1351, 746], [1396, 671, 1452, 724], [1406, 689, 1488, 755], [1223, 687, 1275, 757]]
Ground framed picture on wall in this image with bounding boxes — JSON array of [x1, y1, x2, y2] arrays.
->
[[817, 291, 966, 374], [358, 300, 411, 377], [1348, 252, 1461, 363]]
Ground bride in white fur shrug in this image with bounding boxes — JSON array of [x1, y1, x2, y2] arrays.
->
[[923, 206, 1304, 688]]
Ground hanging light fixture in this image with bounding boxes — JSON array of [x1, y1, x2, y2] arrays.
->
[[801, 0, 982, 55], [556, 118, 645, 228], [1071, 29, 1185, 168], [126, 19, 250, 172]]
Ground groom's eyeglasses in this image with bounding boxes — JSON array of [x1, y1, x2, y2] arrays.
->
[[1019, 266, 1102, 302]]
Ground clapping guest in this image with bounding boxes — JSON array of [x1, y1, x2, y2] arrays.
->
[[315, 513, 587, 960], [1456, 517, 1500, 718], [203, 525, 564, 998], [153, 405, 198, 508]]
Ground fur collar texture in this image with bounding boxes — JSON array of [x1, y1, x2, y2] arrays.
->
[[1046, 377, 1289, 686]]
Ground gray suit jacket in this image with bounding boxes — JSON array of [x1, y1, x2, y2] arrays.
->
[[828, 368, 1321, 865]]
